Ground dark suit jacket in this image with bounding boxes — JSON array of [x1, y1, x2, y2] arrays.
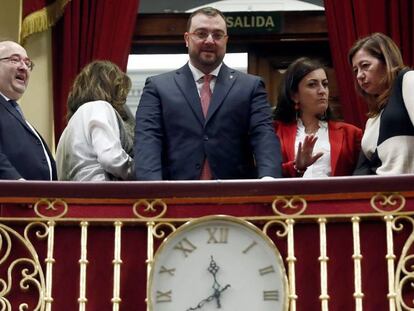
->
[[274, 120, 362, 177], [134, 63, 282, 180], [0, 95, 57, 180]]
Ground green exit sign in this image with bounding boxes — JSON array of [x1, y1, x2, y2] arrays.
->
[[225, 12, 282, 34]]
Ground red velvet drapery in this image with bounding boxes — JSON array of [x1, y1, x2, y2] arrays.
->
[[23, 0, 56, 14], [51, 0, 140, 141], [324, 0, 414, 129]]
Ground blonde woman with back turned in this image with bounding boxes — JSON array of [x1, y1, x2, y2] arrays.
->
[[56, 60, 134, 181]]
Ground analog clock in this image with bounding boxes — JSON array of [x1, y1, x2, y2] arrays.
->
[[148, 215, 288, 311]]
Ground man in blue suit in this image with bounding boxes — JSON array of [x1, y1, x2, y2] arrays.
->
[[0, 40, 56, 180], [134, 7, 282, 180]]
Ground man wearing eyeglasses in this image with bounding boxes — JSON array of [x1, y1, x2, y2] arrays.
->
[[135, 7, 282, 180], [0, 40, 57, 180]]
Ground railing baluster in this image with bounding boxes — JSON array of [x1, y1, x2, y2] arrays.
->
[[318, 218, 329, 311], [78, 221, 89, 311], [146, 221, 155, 311], [45, 220, 56, 311], [112, 221, 123, 311], [286, 219, 298, 311], [384, 215, 396, 311], [352, 216, 364, 311]]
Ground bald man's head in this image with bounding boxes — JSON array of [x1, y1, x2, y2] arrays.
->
[[0, 41, 31, 100]]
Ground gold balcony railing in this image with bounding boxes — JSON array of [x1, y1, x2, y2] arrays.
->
[[0, 175, 413, 311]]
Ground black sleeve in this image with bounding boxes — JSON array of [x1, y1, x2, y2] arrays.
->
[[353, 150, 377, 175]]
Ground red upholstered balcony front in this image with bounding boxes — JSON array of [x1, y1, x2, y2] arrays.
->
[[0, 176, 413, 310]]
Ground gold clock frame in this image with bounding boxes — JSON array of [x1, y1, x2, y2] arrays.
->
[[146, 214, 289, 311]]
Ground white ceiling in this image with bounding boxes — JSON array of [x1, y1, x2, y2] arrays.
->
[[187, 0, 324, 12], [139, 0, 324, 13]]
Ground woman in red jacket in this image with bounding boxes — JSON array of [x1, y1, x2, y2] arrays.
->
[[273, 57, 362, 177]]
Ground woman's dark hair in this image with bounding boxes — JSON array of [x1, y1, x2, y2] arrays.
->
[[273, 57, 333, 123]]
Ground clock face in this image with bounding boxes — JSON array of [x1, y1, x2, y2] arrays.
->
[[148, 216, 288, 311]]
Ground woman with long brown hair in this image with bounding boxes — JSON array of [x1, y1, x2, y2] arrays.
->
[[56, 60, 134, 180], [349, 33, 414, 175]]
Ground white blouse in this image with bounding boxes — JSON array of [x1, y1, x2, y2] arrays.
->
[[295, 119, 331, 178], [56, 100, 134, 181]]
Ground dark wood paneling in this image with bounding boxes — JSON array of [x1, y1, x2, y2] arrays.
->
[[131, 11, 328, 54], [130, 11, 342, 118]]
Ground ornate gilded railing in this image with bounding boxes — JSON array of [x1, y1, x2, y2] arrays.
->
[[0, 175, 413, 310]]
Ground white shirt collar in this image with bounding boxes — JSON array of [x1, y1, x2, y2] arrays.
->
[[188, 61, 223, 83], [297, 118, 328, 133], [0, 92, 11, 102]]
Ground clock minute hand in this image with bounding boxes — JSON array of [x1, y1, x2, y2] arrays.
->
[[207, 256, 231, 308], [186, 293, 216, 311]]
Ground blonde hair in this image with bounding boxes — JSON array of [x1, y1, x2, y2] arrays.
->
[[348, 33, 406, 117], [67, 60, 131, 121]]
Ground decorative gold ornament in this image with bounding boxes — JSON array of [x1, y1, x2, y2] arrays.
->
[[370, 193, 406, 214], [263, 220, 288, 238], [133, 200, 167, 219], [152, 222, 177, 239], [272, 196, 307, 216], [0, 223, 46, 310], [393, 216, 414, 311], [34, 199, 68, 219]]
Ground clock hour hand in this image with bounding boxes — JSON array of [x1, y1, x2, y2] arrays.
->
[[207, 256, 231, 308], [186, 256, 230, 311]]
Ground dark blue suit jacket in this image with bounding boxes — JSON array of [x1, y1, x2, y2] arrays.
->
[[0, 95, 57, 180], [134, 63, 282, 180]]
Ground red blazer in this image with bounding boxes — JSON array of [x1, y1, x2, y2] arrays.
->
[[274, 121, 362, 177]]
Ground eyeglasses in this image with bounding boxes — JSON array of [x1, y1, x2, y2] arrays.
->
[[0, 55, 34, 71], [188, 30, 228, 41]]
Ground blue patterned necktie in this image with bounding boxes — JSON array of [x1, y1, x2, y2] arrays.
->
[[9, 100, 25, 119]]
